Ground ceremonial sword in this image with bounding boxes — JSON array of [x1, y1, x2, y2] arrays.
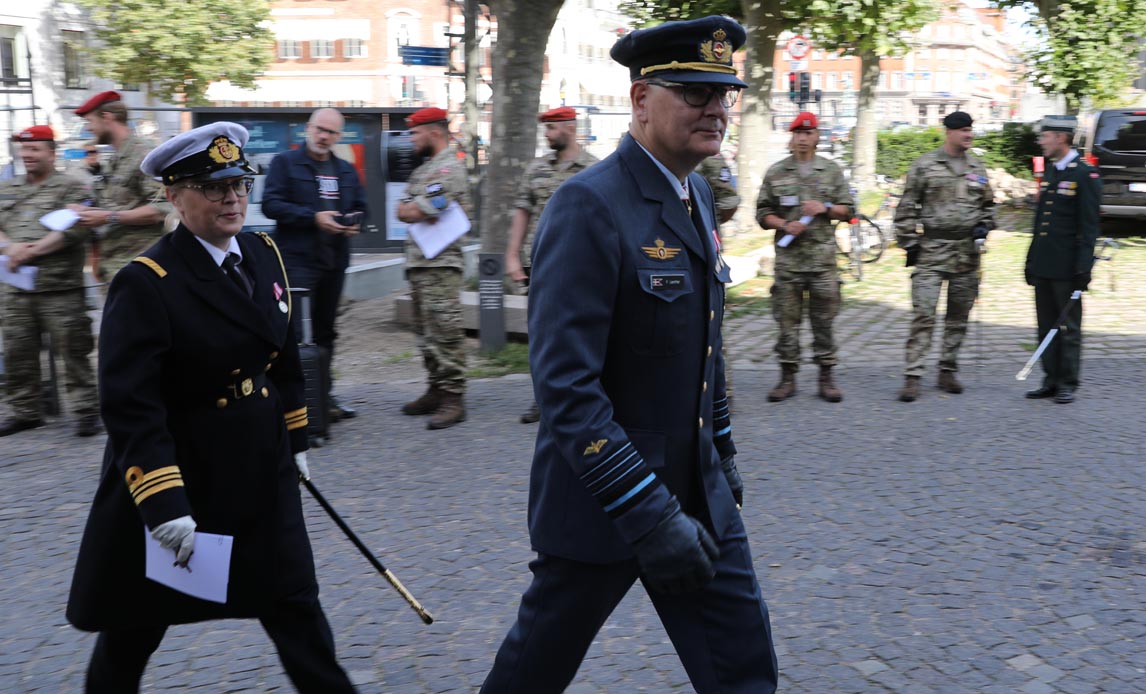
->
[[303, 479, 435, 624]]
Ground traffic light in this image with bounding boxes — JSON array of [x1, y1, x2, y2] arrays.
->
[[788, 72, 797, 102], [814, 89, 822, 104], [799, 72, 811, 103]]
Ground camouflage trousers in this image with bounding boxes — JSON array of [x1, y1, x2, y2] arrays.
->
[[771, 268, 841, 368], [904, 267, 980, 376], [2, 289, 98, 420], [408, 268, 466, 394]]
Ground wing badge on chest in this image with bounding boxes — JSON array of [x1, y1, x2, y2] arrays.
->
[[641, 238, 682, 261]]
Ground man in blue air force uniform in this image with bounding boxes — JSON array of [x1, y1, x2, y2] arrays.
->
[[481, 16, 778, 694]]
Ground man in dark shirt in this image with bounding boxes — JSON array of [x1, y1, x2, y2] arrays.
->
[[262, 108, 367, 426]]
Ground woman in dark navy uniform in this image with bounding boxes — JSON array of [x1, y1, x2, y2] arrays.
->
[[66, 122, 357, 693]]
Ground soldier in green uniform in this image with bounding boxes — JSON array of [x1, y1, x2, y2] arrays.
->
[[696, 151, 739, 225], [67, 91, 170, 284], [756, 111, 853, 403], [0, 126, 100, 437], [506, 105, 598, 423], [1024, 115, 1100, 404], [894, 111, 995, 402], [397, 108, 473, 430]]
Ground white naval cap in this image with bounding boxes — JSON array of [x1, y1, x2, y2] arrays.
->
[[141, 121, 255, 184]]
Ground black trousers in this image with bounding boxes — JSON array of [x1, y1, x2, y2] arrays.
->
[[84, 594, 356, 693], [1034, 279, 1083, 390], [481, 513, 778, 693]]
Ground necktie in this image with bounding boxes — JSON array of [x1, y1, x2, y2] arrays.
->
[[222, 253, 253, 298]]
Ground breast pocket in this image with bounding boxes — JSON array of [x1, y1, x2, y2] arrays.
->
[[632, 268, 694, 357]]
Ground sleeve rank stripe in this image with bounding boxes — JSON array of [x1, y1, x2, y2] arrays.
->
[[131, 256, 167, 277], [602, 473, 659, 514], [584, 451, 642, 494], [579, 441, 663, 518], [284, 407, 307, 421], [125, 465, 181, 494], [714, 425, 732, 438], [132, 478, 185, 505], [128, 470, 182, 499]]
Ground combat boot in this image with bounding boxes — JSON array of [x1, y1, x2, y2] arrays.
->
[[937, 370, 964, 394], [898, 376, 921, 402], [818, 365, 842, 403], [402, 386, 443, 416], [767, 365, 797, 402], [428, 392, 466, 430]]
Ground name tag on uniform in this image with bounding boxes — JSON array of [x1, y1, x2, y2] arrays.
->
[[779, 195, 799, 207], [649, 273, 685, 290], [965, 172, 987, 187]]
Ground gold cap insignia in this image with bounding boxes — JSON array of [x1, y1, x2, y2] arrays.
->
[[700, 28, 732, 65], [583, 438, 608, 456], [208, 136, 240, 165], [641, 238, 683, 260]]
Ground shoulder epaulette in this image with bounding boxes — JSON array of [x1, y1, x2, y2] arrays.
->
[[132, 256, 167, 277], [255, 232, 292, 319]]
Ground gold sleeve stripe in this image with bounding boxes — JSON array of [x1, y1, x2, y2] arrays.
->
[[126, 465, 181, 495], [256, 232, 292, 320], [286, 414, 309, 431], [133, 479, 185, 505], [284, 407, 307, 420], [132, 257, 167, 277]]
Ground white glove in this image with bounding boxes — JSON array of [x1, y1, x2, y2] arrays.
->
[[151, 515, 197, 566], [295, 452, 310, 481]]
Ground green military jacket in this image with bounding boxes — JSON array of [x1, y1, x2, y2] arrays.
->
[[95, 135, 172, 279], [0, 171, 92, 292], [696, 154, 739, 216], [403, 146, 473, 271], [894, 147, 995, 274], [755, 154, 853, 272], [1026, 151, 1100, 280], [513, 148, 598, 267]]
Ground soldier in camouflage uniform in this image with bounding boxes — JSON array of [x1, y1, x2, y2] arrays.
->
[[0, 126, 100, 437], [506, 106, 598, 423], [696, 151, 739, 225], [894, 111, 995, 402], [756, 112, 853, 403], [67, 91, 170, 284], [397, 108, 473, 430]]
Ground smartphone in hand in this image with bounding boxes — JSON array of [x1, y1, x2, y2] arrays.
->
[[335, 211, 363, 227]]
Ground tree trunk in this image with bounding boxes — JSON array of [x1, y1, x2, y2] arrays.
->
[[735, 0, 785, 235], [463, 0, 481, 197], [480, 0, 565, 254], [852, 47, 881, 192]]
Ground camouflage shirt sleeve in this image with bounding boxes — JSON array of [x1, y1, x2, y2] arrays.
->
[[830, 163, 854, 210], [408, 152, 468, 218], [755, 163, 782, 225], [513, 161, 537, 211], [60, 174, 95, 246], [894, 158, 926, 247]]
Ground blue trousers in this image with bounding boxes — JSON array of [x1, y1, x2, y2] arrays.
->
[[481, 515, 778, 693]]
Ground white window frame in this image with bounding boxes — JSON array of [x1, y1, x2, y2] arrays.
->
[[279, 39, 301, 59], [312, 39, 333, 59], [344, 38, 366, 59]]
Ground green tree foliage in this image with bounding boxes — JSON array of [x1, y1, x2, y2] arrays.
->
[[619, 0, 739, 24], [75, 0, 274, 105], [801, 0, 939, 190], [1017, 0, 1146, 112], [871, 124, 1040, 180]]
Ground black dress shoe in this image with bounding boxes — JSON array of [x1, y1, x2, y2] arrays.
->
[[1054, 389, 1075, 404], [520, 401, 540, 424], [0, 418, 44, 437], [329, 396, 356, 420], [1025, 385, 1057, 399], [75, 414, 102, 437]]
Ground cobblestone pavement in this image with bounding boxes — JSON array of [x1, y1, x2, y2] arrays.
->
[[2, 226, 1144, 693]]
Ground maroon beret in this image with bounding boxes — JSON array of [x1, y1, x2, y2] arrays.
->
[[539, 106, 577, 123], [405, 108, 449, 127], [12, 125, 55, 142], [788, 111, 819, 132], [74, 91, 123, 116]]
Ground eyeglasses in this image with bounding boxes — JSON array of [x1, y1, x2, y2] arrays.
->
[[181, 177, 254, 202], [644, 79, 741, 109]]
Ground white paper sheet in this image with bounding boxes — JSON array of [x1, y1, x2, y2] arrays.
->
[[408, 202, 471, 260], [0, 256, 37, 290], [144, 529, 234, 604], [39, 208, 81, 232], [777, 216, 815, 248]]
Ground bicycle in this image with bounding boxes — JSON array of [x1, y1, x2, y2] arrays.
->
[[835, 214, 886, 280]]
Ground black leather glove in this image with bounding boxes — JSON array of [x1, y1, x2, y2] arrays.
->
[[971, 222, 990, 241], [1073, 271, 1091, 291], [721, 456, 743, 508], [905, 246, 920, 267], [632, 499, 719, 594]]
